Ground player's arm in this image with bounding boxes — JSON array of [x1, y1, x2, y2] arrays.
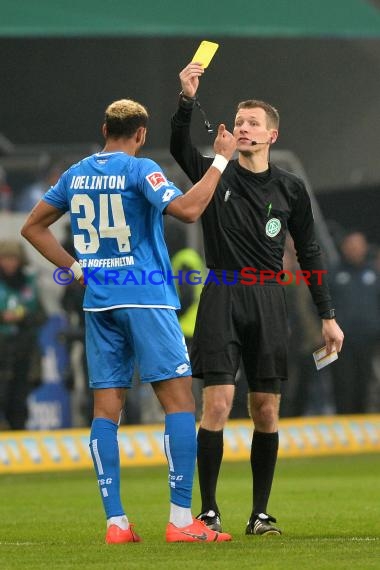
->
[[166, 123, 236, 223], [21, 201, 82, 281]]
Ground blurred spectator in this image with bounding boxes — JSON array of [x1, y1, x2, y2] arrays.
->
[[0, 240, 46, 429], [0, 165, 13, 212], [171, 246, 205, 419], [281, 237, 333, 417], [15, 161, 64, 212], [59, 223, 91, 425], [60, 267, 90, 424], [329, 231, 380, 413]]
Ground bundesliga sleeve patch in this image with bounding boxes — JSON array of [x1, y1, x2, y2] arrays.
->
[[146, 171, 168, 191]]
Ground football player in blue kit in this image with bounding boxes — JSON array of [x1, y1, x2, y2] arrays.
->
[[21, 98, 236, 544]]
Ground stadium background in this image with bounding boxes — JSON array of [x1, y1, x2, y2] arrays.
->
[[0, 0, 380, 471]]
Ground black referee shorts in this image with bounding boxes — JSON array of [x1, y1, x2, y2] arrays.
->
[[191, 280, 288, 393]]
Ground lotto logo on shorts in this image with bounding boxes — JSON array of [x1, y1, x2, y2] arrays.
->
[[146, 172, 167, 191], [176, 363, 190, 374]]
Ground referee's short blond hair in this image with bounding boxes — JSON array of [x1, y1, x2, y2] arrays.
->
[[105, 99, 149, 138], [237, 100, 279, 130]]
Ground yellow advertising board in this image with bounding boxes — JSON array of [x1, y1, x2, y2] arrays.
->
[[1, 415, 379, 474]]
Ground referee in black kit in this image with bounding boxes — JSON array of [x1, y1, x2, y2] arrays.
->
[[170, 62, 344, 536]]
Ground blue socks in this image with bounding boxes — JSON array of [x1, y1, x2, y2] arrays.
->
[[90, 418, 124, 518], [90, 413, 197, 520], [164, 412, 196, 508]]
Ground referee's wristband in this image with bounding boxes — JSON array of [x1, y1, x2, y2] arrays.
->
[[179, 90, 197, 102], [320, 309, 336, 319], [70, 260, 83, 281], [179, 90, 198, 109], [211, 154, 229, 174]]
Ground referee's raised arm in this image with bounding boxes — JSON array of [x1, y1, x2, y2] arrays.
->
[[170, 63, 211, 181]]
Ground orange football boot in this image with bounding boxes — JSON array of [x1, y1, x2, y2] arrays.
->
[[166, 517, 232, 542], [106, 523, 142, 544]]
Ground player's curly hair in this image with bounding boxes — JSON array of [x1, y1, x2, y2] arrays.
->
[[104, 99, 149, 138], [236, 100, 279, 129]]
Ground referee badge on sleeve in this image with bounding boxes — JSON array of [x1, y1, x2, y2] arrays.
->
[[265, 218, 282, 238]]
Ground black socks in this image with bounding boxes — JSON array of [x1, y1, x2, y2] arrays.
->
[[197, 427, 224, 514], [250, 430, 279, 516]]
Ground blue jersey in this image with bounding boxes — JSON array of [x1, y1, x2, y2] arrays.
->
[[43, 151, 183, 310]]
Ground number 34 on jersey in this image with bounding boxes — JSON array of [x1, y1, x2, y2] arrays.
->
[[71, 193, 131, 254]]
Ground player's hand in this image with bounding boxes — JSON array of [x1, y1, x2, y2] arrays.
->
[[179, 63, 204, 98], [213, 124, 237, 160], [321, 319, 344, 354]]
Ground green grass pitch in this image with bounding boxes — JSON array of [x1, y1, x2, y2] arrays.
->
[[0, 454, 379, 569]]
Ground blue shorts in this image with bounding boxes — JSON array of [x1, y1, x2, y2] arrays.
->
[[85, 308, 191, 389]]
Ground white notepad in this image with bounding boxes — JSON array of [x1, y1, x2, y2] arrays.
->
[[313, 345, 338, 370]]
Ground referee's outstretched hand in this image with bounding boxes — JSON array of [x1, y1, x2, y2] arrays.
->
[[179, 63, 204, 98], [213, 124, 237, 161]]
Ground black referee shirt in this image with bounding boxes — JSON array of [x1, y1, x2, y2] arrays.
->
[[170, 101, 332, 316]]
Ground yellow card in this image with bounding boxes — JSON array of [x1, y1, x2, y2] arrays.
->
[[191, 40, 219, 68]]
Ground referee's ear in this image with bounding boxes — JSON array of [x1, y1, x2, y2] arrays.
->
[[269, 129, 279, 144]]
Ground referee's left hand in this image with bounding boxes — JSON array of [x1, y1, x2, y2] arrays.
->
[[322, 319, 344, 354]]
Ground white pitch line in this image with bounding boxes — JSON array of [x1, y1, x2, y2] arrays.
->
[[284, 537, 379, 542], [0, 542, 50, 546]]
